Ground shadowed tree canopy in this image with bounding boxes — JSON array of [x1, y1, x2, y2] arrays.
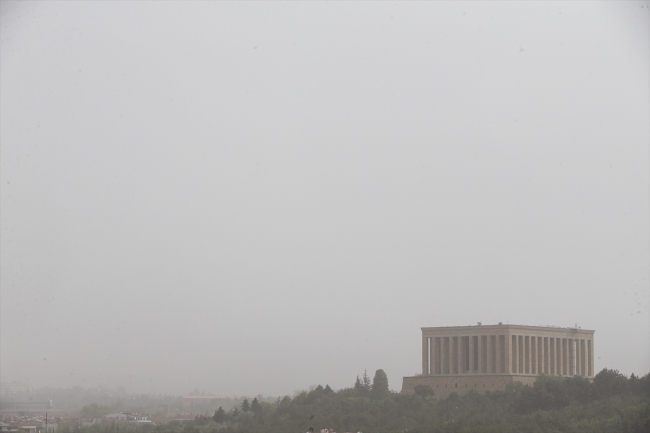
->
[[251, 397, 262, 415], [80, 403, 112, 419], [414, 384, 434, 398], [117, 369, 648, 433], [212, 406, 226, 422], [371, 369, 390, 400]]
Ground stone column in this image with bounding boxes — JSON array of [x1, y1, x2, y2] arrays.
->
[[566, 338, 573, 376], [565, 338, 569, 376], [556, 337, 561, 375], [532, 336, 536, 374], [559, 338, 564, 375], [546, 337, 553, 374], [531, 336, 536, 374], [550, 338, 555, 375], [576, 339, 582, 376], [570, 338, 577, 376], [476, 335, 483, 374], [512, 335, 519, 374], [487, 335, 494, 374], [584, 339, 588, 376], [559, 338, 564, 376], [451, 336, 457, 375], [538, 337, 546, 374], [450, 337, 455, 375], [496, 335, 502, 374], [523, 336, 528, 374], [429, 336, 435, 375], [533, 336, 539, 374], [422, 335, 429, 375], [563, 338, 568, 376], [544, 337, 551, 374], [456, 337, 463, 375], [580, 340, 587, 376], [456, 335, 463, 374], [469, 335, 475, 374], [580, 339, 585, 376], [533, 336, 537, 374], [448, 336, 454, 375], [588, 338, 594, 377], [552, 338, 556, 375], [491, 336, 496, 374], [484, 335, 489, 374], [524, 335, 533, 374], [540, 337, 544, 374], [443, 337, 450, 375], [575, 339, 581, 376], [576, 339, 579, 376], [503, 334, 513, 374], [519, 335, 525, 374], [435, 337, 441, 374]]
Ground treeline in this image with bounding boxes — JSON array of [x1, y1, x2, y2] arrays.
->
[[73, 368, 649, 433]]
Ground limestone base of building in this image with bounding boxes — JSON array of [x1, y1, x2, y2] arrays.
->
[[401, 374, 590, 399]]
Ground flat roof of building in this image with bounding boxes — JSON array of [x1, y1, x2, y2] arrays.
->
[[421, 324, 594, 333]]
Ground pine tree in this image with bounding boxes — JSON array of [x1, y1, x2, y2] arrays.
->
[[355, 371, 372, 397], [213, 406, 226, 422], [251, 397, 262, 415], [354, 376, 362, 391], [362, 370, 372, 391], [241, 398, 250, 412]]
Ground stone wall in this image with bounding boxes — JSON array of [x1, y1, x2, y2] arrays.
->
[[401, 374, 538, 398]]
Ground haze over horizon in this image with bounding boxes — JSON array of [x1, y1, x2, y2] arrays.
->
[[1, 1, 648, 397]]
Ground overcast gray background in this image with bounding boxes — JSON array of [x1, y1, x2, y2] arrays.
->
[[1, 1, 649, 397]]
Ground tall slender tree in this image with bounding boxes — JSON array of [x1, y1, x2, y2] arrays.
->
[[213, 407, 226, 422], [362, 369, 371, 391], [251, 397, 262, 415]]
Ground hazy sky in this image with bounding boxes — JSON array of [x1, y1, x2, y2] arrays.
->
[[1, 1, 648, 397]]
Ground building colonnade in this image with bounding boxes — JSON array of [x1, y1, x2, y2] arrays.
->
[[421, 327, 594, 378]]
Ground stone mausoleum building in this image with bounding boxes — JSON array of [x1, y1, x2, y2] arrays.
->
[[401, 324, 595, 397]]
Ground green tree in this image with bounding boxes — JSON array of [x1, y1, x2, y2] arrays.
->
[[594, 368, 629, 397], [362, 369, 371, 390], [250, 398, 262, 416], [354, 376, 363, 393], [80, 403, 112, 419], [241, 398, 250, 412], [414, 384, 434, 398], [371, 369, 390, 400], [354, 370, 371, 397], [212, 406, 226, 422]]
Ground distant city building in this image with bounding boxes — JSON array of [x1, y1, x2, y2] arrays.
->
[[402, 324, 595, 398], [0, 383, 31, 398], [81, 420, 101, 427], [103, 413, 150, 424], [0, 422, 19, 433], [103, 414, 128, 422], [0, 400, 52, 415], [40, 422, 56, 432]]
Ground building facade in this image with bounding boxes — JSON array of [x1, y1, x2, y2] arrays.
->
[[401, 324, 595, 397]]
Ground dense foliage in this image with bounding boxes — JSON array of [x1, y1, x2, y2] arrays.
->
[[71, 369, 648, 433]]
